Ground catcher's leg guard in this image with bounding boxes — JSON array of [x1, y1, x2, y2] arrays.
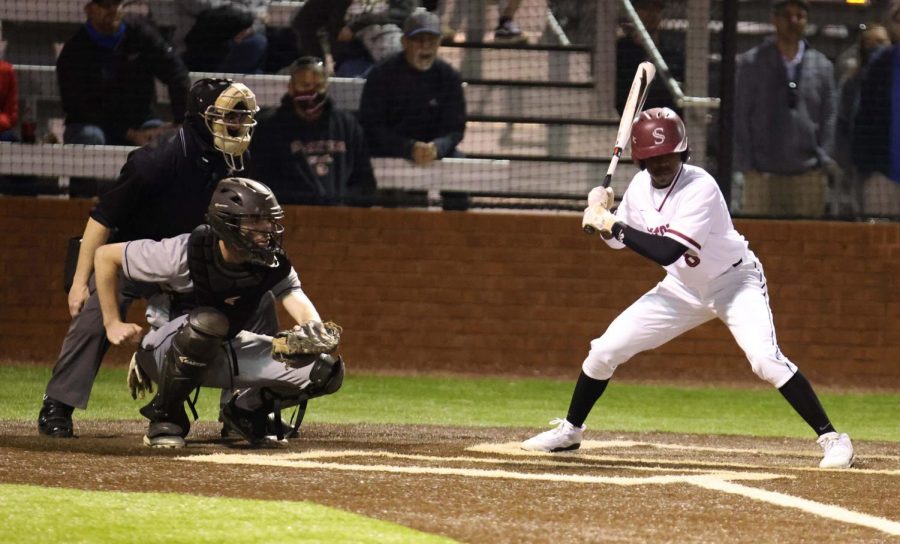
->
[[281, 354, 346, 439], [140, 308, 229, 446]]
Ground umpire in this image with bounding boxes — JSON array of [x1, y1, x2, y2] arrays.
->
[[38, 78, 268, 438]]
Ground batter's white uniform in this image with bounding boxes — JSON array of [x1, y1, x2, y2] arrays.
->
[[584, 164, 798, 387], [122, 234, 317, 411]]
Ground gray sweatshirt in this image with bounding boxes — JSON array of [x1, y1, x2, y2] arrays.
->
[[734, 37, 836, 175]]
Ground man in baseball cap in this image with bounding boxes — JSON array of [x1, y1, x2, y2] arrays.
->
[[359, 7, 466, 166], [403, 8, 442, 39]]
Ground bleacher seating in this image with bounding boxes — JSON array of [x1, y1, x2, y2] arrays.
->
[[15, 65, 617, 163], [0, 0, 301, 27], [0, 142, 639, 205], [2, 0, 884, 211]]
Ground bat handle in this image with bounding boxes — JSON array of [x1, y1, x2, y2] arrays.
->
[[583, 225, 596, 235]]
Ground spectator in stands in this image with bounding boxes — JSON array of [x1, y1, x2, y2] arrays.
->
[[56, 0, 190, 146], [851, 2, 900, 217], [250, 57, 376, 205], [173, 1, 270, 74], [0, 59, 19, 142], [834, 23, 890, 215], [615, 0, 684, 115], [334, 0, 419, 77], [290, 0, 373, 77], [494, 0, 527, 43], [359, 8, 466, 166], [733, 0, 837, 218]]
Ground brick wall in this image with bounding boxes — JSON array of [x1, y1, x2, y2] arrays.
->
[[1, 197, 897, 387]]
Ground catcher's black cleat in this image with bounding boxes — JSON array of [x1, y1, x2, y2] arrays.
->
[[38, 396, 75, 438], [220, 400, 288, 448], [219, 412, 298, 440], [143, 421, 187, 449]]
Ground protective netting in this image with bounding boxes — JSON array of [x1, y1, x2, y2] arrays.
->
[[0, 0, 896, 219]]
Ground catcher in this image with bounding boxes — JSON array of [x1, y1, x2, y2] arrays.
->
[[94, 177, 344, 448]]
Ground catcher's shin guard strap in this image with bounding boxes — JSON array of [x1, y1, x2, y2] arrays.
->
[[260, 388, 306, 440]]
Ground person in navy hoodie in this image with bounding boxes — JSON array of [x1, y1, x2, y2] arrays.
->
[[251, 57, 376, 206]]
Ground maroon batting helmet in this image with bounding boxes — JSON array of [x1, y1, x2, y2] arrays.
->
[[630, 107, 689, 161]]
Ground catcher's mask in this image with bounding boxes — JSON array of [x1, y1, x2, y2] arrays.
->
[[207, 177, 285, 267], [188, 78, 259, 171], [630, 107, 689, 162]]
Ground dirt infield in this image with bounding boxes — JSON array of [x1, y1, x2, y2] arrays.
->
[[1, 421, 898, 543]]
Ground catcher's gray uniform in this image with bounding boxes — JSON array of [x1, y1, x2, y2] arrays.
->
[[124, 234, 316, 411]]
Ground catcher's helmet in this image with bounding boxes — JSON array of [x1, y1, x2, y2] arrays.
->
[[188, 78, 259, 171], [207, 177, 285, 267], [631, 107, 689, 161]]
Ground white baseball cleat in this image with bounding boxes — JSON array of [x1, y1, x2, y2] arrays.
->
[[521, 418, 585, 452], [817, 432, 855, 468]]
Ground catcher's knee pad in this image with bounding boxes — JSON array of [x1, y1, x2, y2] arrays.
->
[[307, 354, 344, 397], [171, 307, 229, 371]]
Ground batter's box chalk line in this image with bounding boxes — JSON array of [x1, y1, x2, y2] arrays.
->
[[181, 447, 900, 537], [469, 440, 900, 474]]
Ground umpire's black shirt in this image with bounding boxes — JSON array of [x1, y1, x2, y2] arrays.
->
[[91, 125, 233, 243]]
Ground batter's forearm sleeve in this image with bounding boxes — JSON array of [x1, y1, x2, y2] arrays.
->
[[618, 224, 688, 266]]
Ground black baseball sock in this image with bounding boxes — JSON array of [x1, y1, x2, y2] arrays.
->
[[778, 371, 835, 436], [565, 371, 609, 428], [498, 15, 512, 26]]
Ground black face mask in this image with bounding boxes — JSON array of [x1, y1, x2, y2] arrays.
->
[[292, 91, 327, 116]]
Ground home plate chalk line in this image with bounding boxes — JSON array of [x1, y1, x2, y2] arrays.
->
[[182, 440, 900, 537]]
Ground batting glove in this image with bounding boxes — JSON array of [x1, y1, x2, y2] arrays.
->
[[582, 204, 619, 239], [587, 186, 615, 209]]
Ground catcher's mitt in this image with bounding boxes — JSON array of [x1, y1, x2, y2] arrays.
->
[[272, 320, 342, 366]]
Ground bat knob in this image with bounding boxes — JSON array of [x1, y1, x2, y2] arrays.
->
[[583, 225, 596, 235]]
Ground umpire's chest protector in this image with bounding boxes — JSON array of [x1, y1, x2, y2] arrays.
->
[[187, 225, 291, 338]]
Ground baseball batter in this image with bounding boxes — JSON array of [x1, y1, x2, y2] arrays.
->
[[522, 108, 854, 469]]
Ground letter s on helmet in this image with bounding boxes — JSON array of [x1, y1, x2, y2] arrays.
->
[[188, 78, 259, 171], [630, 107, 689, 161]]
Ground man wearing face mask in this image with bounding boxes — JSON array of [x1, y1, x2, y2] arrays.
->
[[359, 8, 466, 166], [250, 57, 376, 206]]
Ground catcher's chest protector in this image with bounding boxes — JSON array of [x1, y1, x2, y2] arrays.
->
[[187, 225, 291, 338]]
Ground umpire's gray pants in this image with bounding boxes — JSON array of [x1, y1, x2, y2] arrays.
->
[[138, 314, 314, 412]]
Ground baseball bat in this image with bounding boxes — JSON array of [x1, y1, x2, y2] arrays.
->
[[584, 61, 657, 235]]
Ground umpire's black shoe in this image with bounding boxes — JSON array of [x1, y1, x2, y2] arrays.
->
[[38, 396, 75, 438]]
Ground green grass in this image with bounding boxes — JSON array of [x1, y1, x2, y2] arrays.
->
[[0, 484, 456, 544], [2, 365, 898, 441], [2, 365, 897, 543]]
